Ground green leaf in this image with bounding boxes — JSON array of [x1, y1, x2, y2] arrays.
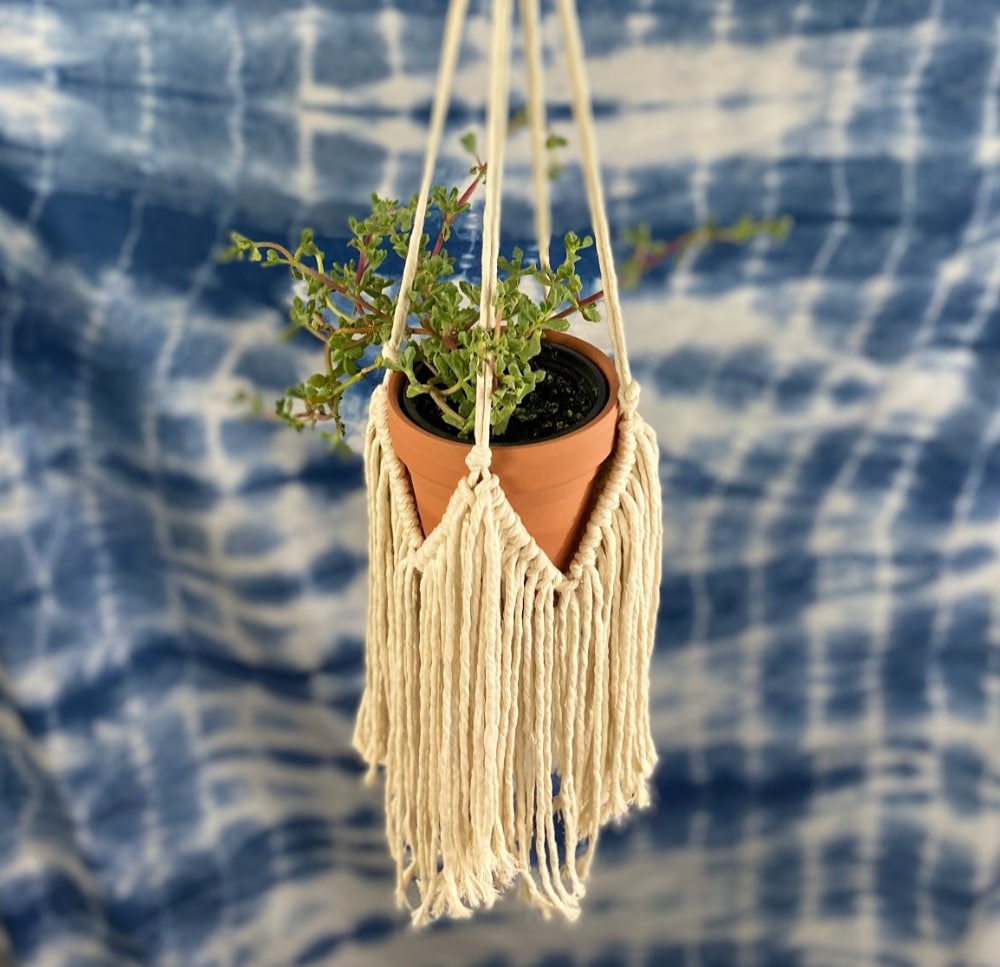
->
[[320, 432, 354, 456], [525, 330, 542, 359]]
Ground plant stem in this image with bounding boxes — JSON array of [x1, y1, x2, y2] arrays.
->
[[331, 361, 381, 397], [303, 321, 330, 343], [256, 241, 350, 295], [427, 386, 461, 425], [256, 240, 384, 321], [629, 221, 759, 277], [632, 227, 703, 273], [552, 289, 604, 322], [291, 361, 382, 423], [548, 223, 744, 321], [355, 236, 369, 284], [295, 411, 339, 423], [431, 165, 487, 257]]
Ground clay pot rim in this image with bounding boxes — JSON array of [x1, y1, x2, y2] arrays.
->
[[385, 330, 620, 454]]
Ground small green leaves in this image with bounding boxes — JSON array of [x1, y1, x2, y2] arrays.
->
[[768, 214, 794, 240], [219, 231, 257, 262], [320, 431, 355, 457], [232, 387, 265, 419], [724, 213, 787, 243], [460, 131, 478, 156], [507, 108, 528, 135], [223, 134, 789, 449], [296, 228, 316, 255]]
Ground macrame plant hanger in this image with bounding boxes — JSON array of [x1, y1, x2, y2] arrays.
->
[[354, 0, 663, 925]]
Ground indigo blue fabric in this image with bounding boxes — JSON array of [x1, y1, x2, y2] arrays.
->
[[1, 1, 999, 965]]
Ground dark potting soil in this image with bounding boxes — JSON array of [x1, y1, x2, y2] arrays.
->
[[403, 343, 608, 445]]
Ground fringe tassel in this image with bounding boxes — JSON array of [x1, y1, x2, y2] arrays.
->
[[353, 385, 662, 924]]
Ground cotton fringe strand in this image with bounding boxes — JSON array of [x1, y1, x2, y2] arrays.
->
[[353, 384, 662, 925]]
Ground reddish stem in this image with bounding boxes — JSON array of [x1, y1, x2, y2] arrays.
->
[[355, 236, 368, 284], [292, 410, 338, 424], [257, 240, 383, 320], [257, 241, 349, 295], [431, 165, 487, 257], [632, 230, 699, 274], [552, 289, 604, 321], [550, 228, 708, 322]]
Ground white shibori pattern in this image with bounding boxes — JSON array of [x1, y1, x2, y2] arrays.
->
[[0, 1, 999, 966]]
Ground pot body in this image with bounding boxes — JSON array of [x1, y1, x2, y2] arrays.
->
[[385, 330, 619, 572]]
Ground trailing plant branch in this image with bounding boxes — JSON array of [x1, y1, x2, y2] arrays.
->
[[234, 239, 353, 300], [619, 214, 793, 289], [546, 214, 792, 320]]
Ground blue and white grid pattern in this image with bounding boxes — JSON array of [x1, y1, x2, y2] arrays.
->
[[1, 1, 999, 965]]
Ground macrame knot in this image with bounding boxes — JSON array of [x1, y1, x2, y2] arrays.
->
[[619, 379, 641, 414], [465, 443, 493, 476]]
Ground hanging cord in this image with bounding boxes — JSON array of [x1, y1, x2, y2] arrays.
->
[[554, 0, 638, 414], [387, 0, 637, 473], [521, 0, 551, 272], [467, 0, 516, 474], [384, 0, 470, 363]]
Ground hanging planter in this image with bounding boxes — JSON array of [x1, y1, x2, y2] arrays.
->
[[355, 0, 666, 919], [222, 0, 664, 924]]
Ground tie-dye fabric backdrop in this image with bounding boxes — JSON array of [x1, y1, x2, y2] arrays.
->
[[1, 1, 999, 965]]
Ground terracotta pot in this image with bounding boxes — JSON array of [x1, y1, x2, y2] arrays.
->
[[385, 330, 619, 572]]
